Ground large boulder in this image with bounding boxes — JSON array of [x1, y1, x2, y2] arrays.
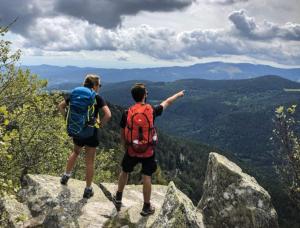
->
[[198, 152, 279, 228], [152, 181, 204, 228], [0, 195, 33, 228]]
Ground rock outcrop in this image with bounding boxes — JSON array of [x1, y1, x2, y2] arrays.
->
[[0, 195, 33, 227], [99, 181, 204, 228], [0, 152, 279, 228], [18, 174, 115, 227], [99, 182, 169, 227], [198, 152, 279, 228], [151, 182, 204, 228]]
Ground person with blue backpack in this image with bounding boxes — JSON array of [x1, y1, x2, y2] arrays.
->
[[58, 74, 111, 198]]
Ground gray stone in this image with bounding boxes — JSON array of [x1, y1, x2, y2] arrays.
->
[[100, 183, 168, 227], [1, 152, 279, 228], [198, 152, 279, 228], [0, 195, 33, 228], [152, 181, 204, 228], [20, 174, 116, 227]]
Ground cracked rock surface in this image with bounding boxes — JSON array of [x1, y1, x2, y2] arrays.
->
[[0, 152, 278, 228]]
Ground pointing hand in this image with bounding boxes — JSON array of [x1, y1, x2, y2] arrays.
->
[[177, 90, 185, 97]]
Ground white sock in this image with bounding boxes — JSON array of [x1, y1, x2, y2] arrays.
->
[[64, 172, 72, 177]]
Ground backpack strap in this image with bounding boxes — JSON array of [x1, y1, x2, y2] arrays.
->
[[87, 97, 97, 125]]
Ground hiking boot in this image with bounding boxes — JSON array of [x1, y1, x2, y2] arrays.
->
[[140, 204, 155, 216], [112, 194, 122, 211], [60, 174, 70, 185], [83, 187, 94, 199]]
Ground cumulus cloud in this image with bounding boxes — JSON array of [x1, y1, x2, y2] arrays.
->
[[0, 0, 54, 35], [54, 0, 195, 29], [229, 10, 300, 41], [0, 0, 37, 34], [19, 15, 300, 65], [0, 0, 194, 35], [178, 29, 245, 58], [24, 20, 181, 59]]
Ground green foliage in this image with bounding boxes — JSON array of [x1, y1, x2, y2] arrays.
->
[[15, 214, 29, 223], [0, 25, 20, 195], [0, 94, 18, 195], [273, 105, 300, 210], [7, 92, 71, 178], [0, 25, 70, 196]]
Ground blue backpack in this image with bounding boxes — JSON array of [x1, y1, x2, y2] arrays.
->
[[66, 87, 97, 138]]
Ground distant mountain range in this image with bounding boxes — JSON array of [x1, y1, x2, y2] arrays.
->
[[23, 62, 300, 87]]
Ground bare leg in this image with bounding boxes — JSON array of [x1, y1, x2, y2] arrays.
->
[[85, 146, 96, 187], [142, 175, 152, 203], [117, 171, 129, 192], [65, 144, 82, 173]]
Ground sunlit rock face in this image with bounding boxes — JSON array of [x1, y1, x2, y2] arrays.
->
[[0, 152, 278, 228], [198, 152, 279, 228]]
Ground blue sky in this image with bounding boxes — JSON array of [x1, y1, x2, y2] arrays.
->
[[1, 0, 300, 68]]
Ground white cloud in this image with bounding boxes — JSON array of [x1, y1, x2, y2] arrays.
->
[[17, 14, 300, 65], [24, 17, 117, 51], [229, 10, 300, 41]]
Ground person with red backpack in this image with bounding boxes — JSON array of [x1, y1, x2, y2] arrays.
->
[[113, 83, 184, 216]]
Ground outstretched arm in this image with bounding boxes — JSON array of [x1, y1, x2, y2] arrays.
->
[[160, 90, 185, 110]]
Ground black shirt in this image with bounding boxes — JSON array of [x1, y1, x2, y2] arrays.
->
[[66, 94, 107, 117], [120, 104, 163, 128]]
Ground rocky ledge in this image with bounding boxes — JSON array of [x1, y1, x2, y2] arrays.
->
[[0, 152, 279, 228]]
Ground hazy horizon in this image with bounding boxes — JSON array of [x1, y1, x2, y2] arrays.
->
[[21, 61, 300, 70]]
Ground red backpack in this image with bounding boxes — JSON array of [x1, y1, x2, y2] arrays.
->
[[125, 103, 158, 158]]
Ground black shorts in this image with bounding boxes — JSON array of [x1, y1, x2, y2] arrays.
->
[[73, 129, 99, 148], [121, 153, 157, 176]]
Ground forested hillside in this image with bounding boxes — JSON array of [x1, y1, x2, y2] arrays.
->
[[96, 76, 299, 165]]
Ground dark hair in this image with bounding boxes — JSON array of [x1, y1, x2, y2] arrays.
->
[[83, 74, 100, 88], [131, 83, 146, 102]]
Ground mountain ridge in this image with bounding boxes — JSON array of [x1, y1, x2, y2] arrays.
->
[[23, 62, 300, 86]]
